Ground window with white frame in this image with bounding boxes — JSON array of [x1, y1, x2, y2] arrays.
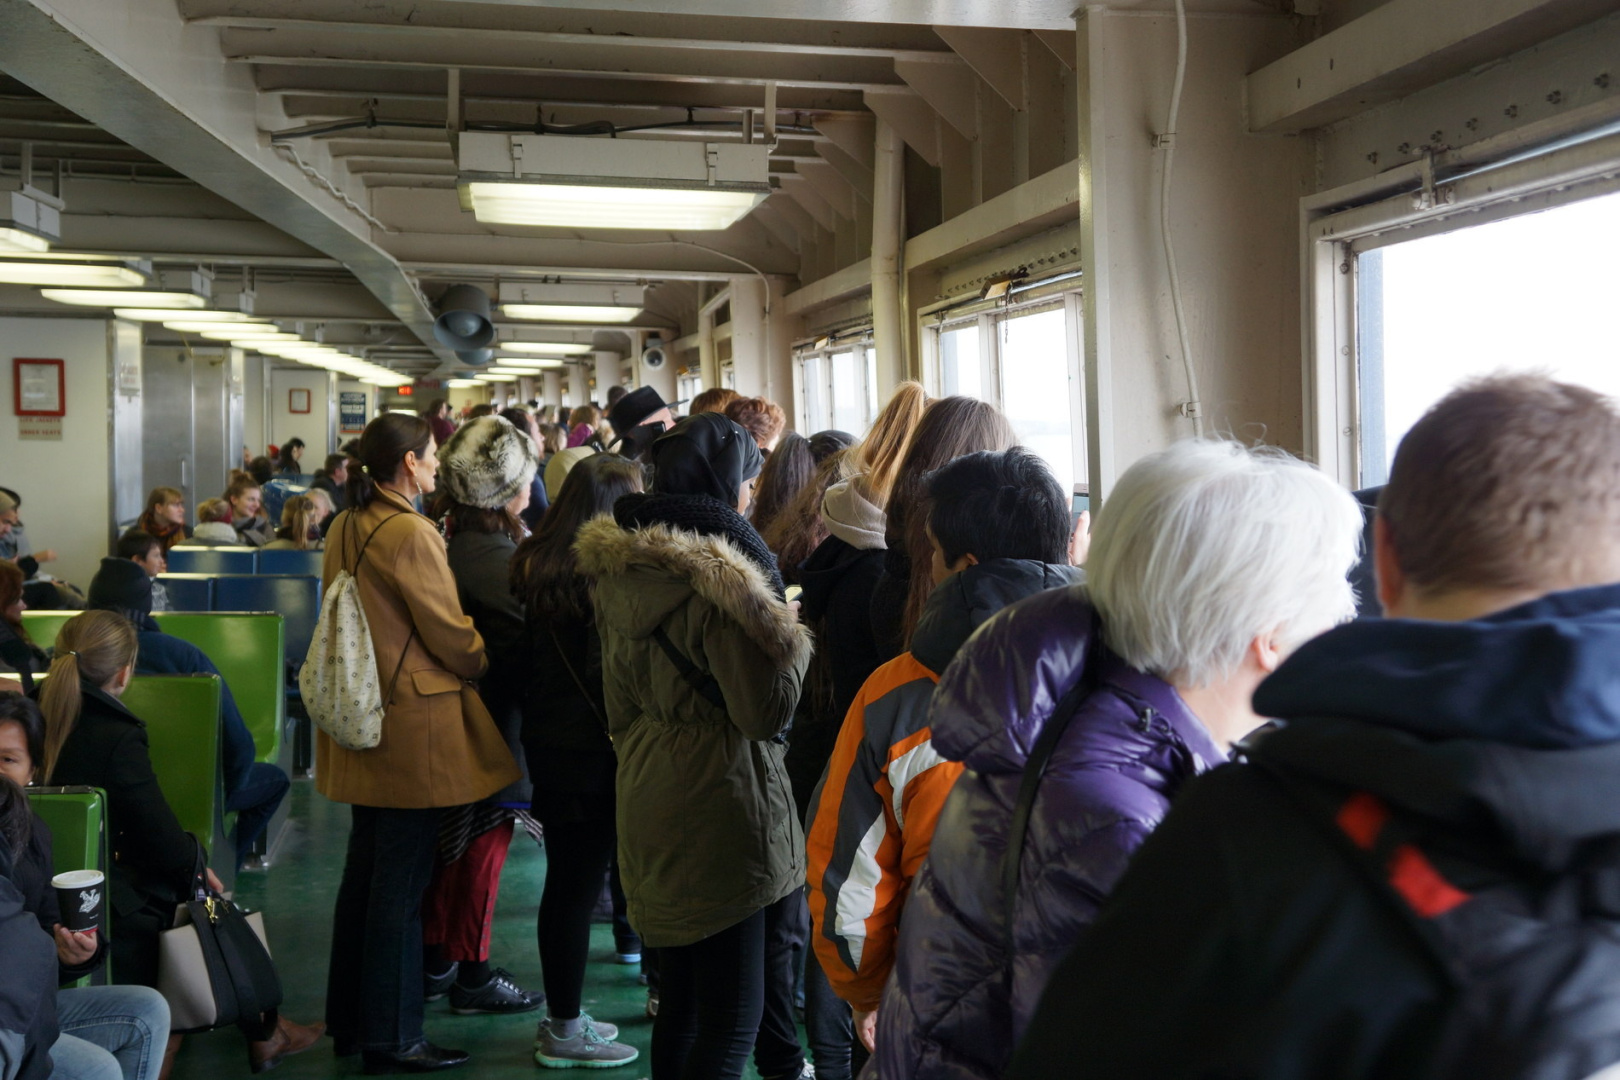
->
[[676, 369, 703, 407], [1306, 127, 1620, 489], [795, 336, 879, 436], [928, 291, 1085, 498]]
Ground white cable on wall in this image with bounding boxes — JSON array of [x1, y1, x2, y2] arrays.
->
[[1158, 0, 1203, 437]]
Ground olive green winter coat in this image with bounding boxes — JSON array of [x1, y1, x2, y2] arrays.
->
[[575, 516, 813, 948]]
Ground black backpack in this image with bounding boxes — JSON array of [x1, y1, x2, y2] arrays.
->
[[1263, 768, 1620, 1080]]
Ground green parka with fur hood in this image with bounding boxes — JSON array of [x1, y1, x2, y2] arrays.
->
[[575, 515, 814, 948]]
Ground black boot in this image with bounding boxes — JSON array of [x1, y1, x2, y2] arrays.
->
[[361, 1041, 470, 1074]]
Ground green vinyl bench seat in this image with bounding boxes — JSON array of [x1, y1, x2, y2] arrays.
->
[[27, 785, 110, 986], [120, 674, 225, 855]]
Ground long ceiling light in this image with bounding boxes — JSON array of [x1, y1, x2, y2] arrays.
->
[[41, 288, 205, 309], [0, 228, 51, 255], [499, 341, 593, 356], [0, 262, 146, 287], [446, 379, 484, 389], [116, 308, 257, 323], [498, 282, 644, 324], [475, 373, 515, 382], [457, 133, 772, 232], [161, 321, 275, 335]]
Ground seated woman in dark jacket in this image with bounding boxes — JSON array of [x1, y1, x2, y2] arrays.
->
[[0, 692, 172, 1080], [37, 611, 323, 1073], [869, 439, 1364, 1080], [511, 452, 644, 1069], [0, 561, 48, 693]]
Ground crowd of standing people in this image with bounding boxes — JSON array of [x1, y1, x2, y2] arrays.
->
[[8, 369, 1620, 1080]]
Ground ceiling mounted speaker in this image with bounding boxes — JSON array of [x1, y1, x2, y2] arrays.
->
[[456, 348, 494, 367], [434, 284, 495, 350], [642, 334, 667, 370]]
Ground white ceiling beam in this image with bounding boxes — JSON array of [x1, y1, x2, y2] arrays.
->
[[932, 26, 1028, 109], [893, 58, 979, 139], [796, 160, 859, 221], [863, 89, 944, 166], [778, 176, 841, 232], [750, 198, 803, 254], [1032, 29, 1078, 71], [221, 27, 908, 90], [815, 141, 876, 201], [1246, 0, 1619, 133], [813, 114, 877, 168]]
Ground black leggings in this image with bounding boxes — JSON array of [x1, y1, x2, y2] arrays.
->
[[532, 808, 618, 1019], [653, 892, 805, 1080]]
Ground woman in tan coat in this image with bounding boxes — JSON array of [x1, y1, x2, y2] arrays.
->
[[318, 412, 520, 1075]]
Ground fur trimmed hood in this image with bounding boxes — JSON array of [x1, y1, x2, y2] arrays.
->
[[576, 516, 812, 668]]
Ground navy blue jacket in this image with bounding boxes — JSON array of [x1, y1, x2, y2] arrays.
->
[[134, 629, 256, 796]]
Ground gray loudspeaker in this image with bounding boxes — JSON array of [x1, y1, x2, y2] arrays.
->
[[434, 284, 495, 350], [456, 348, 494, 367]]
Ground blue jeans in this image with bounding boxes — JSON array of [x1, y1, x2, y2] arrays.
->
[[227, 762, 290, 867], [51, 985, 171, 1080]]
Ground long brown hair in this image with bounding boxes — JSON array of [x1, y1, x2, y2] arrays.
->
[[764, 447, 855, 585], [751, 432, 814, 540], [855, 381, 928, 508], [275, 495, 319, 550], [0, 562, 27, 639], [137, 487, 185, 548], [889, 396, 1017, 641], [40, 611, 137, 781], [511, 455, 644, 623]]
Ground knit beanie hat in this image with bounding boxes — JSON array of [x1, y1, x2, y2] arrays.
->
[[648, 413, 762, 507], [437, 416, 539, 509], [87, 557, 154, 619]]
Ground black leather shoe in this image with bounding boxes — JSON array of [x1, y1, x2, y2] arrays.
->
[[361, 1042, 469, 1074], [423, 962, 458, 1003], [447, 968, 543, 1015]]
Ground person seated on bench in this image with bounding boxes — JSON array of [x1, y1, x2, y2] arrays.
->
[[188, 499, 239, 546], [1, 562, 48, 694], [85, 559, 290, 871], [0, 488, 85, 611], [310, 454, 349, 515], [114, 532, 168, 614], [261, 495, 323, 552], [0, 692, 174, 1080], [134, 487, 189, 556], [0, 772, 59, 1080], [226, 477, 273, 548], [36, 611, 323, 1072]]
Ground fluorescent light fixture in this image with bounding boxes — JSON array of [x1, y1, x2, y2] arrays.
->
[[162, 319, 275, 332], [196, 327, 297, 342], [0, 262, 146, 287], [446, 379, 483, 388], [116, 308, 257, 323], [475, 373, 515, 383], [486, 366, 545, 376], [498, 341, 593, 356], [360, 376, 401, 387], [457, 133, 771, 231], [0, 228, 50, 255], [501, 304, 640, 323], [41, 288, 205, 309]]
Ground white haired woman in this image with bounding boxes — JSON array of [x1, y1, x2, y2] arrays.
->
[[866, 439, 1363, 1080]]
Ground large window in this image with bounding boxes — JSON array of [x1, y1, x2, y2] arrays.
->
[[1356, 189, 1620, 486], [796, 338, 879, 436], [929, 292, 1084, 497]]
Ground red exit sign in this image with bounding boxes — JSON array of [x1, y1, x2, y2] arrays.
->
[[398, 385, 414, 396]]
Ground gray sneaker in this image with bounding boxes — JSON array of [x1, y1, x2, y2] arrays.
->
[[533, 1017, 639, 1070], [532, 1013, 618, 1047]]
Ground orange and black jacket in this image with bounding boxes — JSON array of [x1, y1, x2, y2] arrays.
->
[[806, 558, 1082, 1010]]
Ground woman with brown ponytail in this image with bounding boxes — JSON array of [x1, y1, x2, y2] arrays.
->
[[41, 610, 324, 1073], [320, 412, 520, 1074]]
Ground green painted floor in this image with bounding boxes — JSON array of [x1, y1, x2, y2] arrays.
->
[[170, 779, 785, 1080]]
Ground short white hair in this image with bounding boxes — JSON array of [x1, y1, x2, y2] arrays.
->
[[1087, 439, 1362, 688]]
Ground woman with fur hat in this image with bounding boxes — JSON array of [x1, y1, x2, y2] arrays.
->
[[575, 412, 813, 1080], [420, 416, 545, 1017]]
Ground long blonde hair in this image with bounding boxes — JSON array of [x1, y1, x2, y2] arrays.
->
[[854, 381, 927, 508], [40, 611, 138, 781], [277, 495, 319, 550]]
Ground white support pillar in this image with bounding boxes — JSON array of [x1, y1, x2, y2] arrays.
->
[[593, 351, 622, 406], [871, 117, 905, 399], [728, 276, 767, 398], [542, 370, 562, 409]]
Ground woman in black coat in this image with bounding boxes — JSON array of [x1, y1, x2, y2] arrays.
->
[[509, 454, 645, 1068], [37, 610, 323, 1073]]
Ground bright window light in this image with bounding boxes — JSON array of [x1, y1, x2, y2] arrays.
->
[[498, 341, 593, 355], [0, 263, 146, 287], [501, 303, 640, 323], [116, 308, 258, 323], [0, 228, 51, 255], [465, 181, 765, 232], [41, 288, 205, 309]]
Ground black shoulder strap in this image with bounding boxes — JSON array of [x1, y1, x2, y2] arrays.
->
[[650, 625, 727, 711], [550, 623, 610, 734], [1001, 610, 1102, 954]]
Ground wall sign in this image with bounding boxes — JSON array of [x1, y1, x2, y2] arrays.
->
[[289, 388, 311, 414], [18, 416, 62, 440], [13, 358, 65, 416], [339, 391, 367, 434]]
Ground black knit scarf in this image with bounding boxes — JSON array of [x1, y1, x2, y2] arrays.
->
[[615, 491, 787, 599]]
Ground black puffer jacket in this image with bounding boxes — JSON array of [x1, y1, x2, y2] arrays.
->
[[0, 828, 59, 1080]]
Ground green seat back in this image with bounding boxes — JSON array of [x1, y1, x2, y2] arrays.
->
[[22, 611, 285, 766], [27, 786, 110, 985], [152, 613, 284, 765], [121, 674, 222, 846]]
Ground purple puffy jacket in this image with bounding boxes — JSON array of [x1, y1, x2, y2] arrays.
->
[[869, 585, 1226, 1080]]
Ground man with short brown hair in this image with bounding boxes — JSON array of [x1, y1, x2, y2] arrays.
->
[[1008, 374, 1620, 1080]]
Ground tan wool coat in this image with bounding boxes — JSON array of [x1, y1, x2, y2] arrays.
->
[[314, 486, 521, 808]]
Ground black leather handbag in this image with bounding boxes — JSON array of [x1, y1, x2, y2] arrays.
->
[[156, 838, 283, 1033]]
